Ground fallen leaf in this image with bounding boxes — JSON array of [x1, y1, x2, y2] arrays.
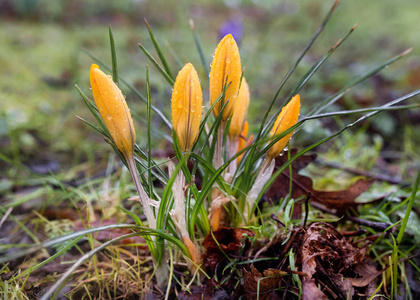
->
[[265, 149, 374, 215], [300, 222, 380, 299]]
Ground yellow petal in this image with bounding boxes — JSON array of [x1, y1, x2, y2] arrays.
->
[[229, 78, 250, 138], [90, 64, 136, 158], [266, 95, 301, 159], [171, 63, 203, 151], [209, 34, 242, 121]]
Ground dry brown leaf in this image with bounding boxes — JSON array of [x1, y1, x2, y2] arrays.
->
[[300, 222, 380, 299], [265, 149, 374, 215]]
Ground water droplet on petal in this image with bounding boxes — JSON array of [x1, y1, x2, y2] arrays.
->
[[226, 58, 231, 64], [178, 101, 183, 108], [107, 114, 112, 120]]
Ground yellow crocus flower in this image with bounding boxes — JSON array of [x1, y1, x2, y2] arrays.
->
[[90, 64, 136, 159], [229, 78, 250, 139], [209, 34, 242, 121], [171, 63, 203, 152], [266, 94, 301, 159]]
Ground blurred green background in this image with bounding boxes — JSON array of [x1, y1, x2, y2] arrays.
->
[[1, 0, 420, 182]]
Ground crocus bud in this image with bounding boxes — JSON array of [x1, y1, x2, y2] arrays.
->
[[171, 63, 203, 152], [266, 95, 300, 159], [209, 34, 242, 121], [90, 64, 136, 158], [229, 78, 250, 139]]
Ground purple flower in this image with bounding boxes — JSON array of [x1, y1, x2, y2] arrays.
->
[[218, 19, 243, 45]]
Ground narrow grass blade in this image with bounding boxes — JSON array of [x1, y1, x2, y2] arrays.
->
[[15, 235, 84, 280], [119, 207, 156, 257], [309, 48, 413, 116], [109, 25, 119, 85], [397, 169, 420, 244], [134, 146, 169, 184], [75, 84, 110, 137], [0, 224, 139, 263], [286, 24, 357, 101], [0, 207, 43, 248], [257, 0, 341, 141], [144, 19, 174, 81], [165, 40, 183, 69], [146, 67, 154, 198], [190, 19, 209, 75], [76, 115, 107, 137], [138, 43, 174, 86]]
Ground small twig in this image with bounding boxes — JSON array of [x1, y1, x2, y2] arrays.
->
[[310, 201, 393, 232], [282, 277, 291, 300], [315, 159, 409, 185], [271, 213, 285, 228], [279, 228, 303, 258], [341, 226, 367, 236], [345, 215, 393, 232]]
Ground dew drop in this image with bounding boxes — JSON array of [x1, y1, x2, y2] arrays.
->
[[226, 58, 231, 64], [178, 101, 183, 108], [106, 114, 112, 120]]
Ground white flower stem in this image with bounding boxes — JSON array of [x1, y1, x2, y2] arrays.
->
[[127, 155, 156, 230], [227, 136, 238, 176], [243, 157, 275, 223]]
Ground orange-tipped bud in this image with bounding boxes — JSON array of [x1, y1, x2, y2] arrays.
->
[[171, 63, 203, 152], [266, 95, 301, 159], [236, 121, 249, 164], [90, 64, 136, 158], [229, 78, 250, 139], [209, 34, 242, 121]]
